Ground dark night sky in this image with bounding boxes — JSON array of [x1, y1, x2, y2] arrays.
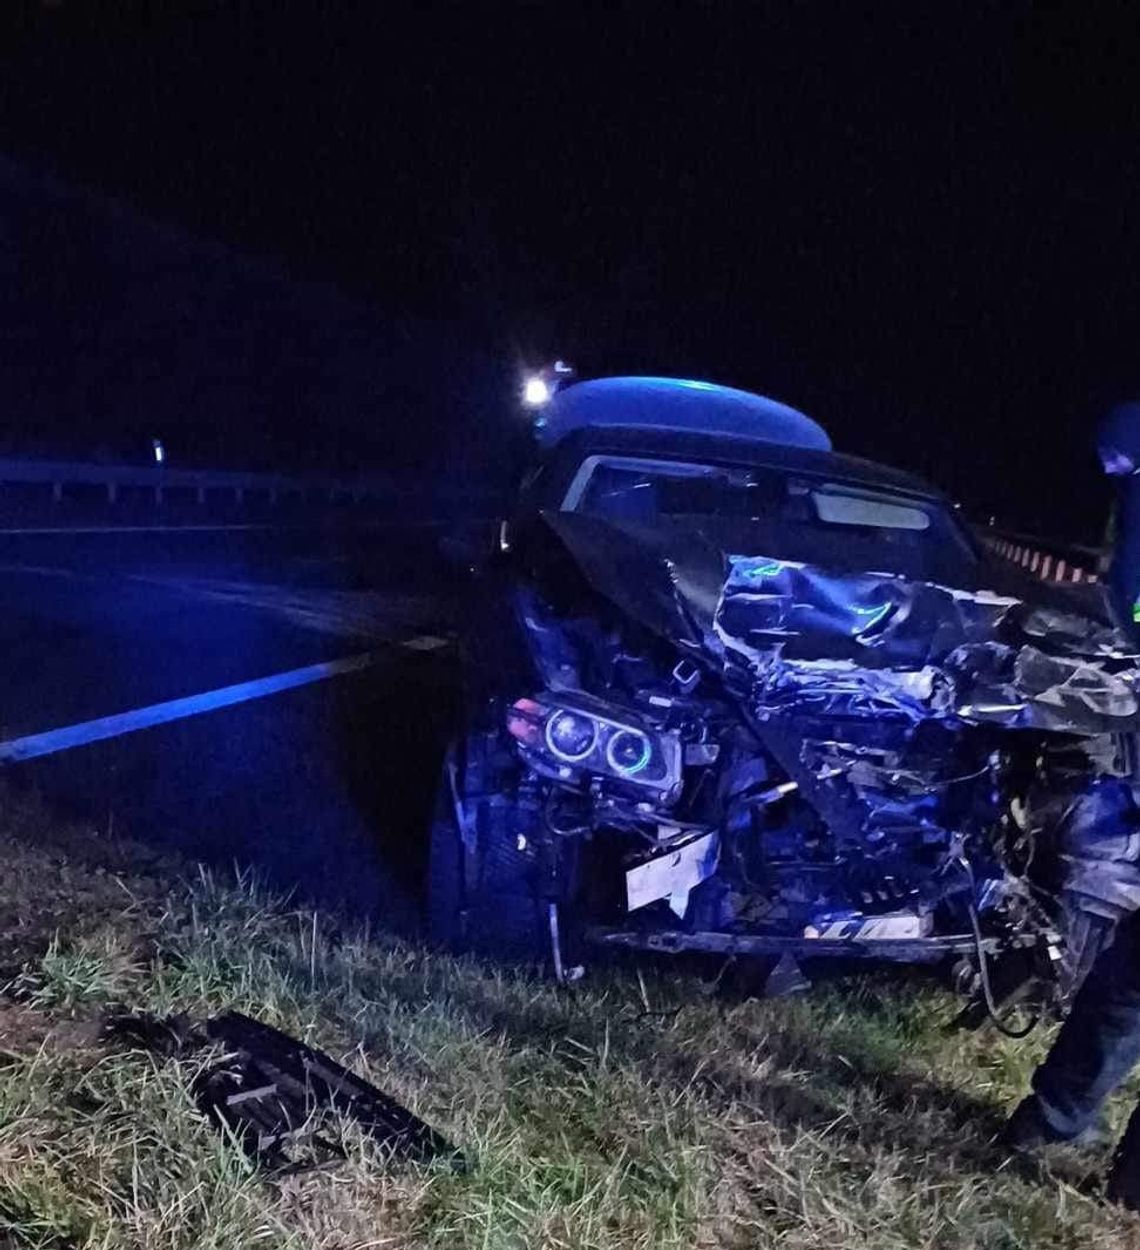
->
[[3, 3, 1140, 541]]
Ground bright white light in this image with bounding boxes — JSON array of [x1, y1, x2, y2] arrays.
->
[[152, 439, 165, 464], [523, 376, 552, 406]]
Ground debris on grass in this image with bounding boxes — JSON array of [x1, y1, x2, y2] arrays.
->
[[103, 1008, 466, 1174], [3, 795, 1140, 1248]]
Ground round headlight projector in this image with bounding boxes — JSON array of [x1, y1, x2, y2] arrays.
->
[[605, 728, 653, 776], [544, 710, 598, 762]]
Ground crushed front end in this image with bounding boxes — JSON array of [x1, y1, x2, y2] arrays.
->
[[484, 528, 1140, 1003]]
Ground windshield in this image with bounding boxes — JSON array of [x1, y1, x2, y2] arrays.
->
[[561, 454, 977, 584]]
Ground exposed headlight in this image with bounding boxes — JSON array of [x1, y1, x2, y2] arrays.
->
[[506, 695, 681, 797], [545, 709, 599, 762], [605, 728, 652, 776]]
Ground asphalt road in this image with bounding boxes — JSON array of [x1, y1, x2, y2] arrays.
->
[[0, 525, 464, 927]]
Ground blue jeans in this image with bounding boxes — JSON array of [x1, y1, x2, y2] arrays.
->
[[1034, 908, 1140, 1139]]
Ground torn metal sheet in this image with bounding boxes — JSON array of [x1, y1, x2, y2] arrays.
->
[[952, 644, 1139, 733], [716, 555, 1140, 734], [717, 557, 1018, 668], [1020, 606, 1137, 661], [625, 831, 719, 916]]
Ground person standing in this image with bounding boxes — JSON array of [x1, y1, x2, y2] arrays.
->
[[1004, 402, 1140, 1207], [1098, 401, 1140, 631]]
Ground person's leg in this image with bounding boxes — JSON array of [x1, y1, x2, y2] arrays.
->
[[1029, 909, 1140, 1140], [1108, 1099, 1140, 1210]]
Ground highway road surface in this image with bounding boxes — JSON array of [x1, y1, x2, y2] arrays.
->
[[0, 524, 464, 927]]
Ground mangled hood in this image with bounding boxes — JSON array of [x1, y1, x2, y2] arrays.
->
[[538, 510, 1140, 735], [717, 556, 1140, 733]]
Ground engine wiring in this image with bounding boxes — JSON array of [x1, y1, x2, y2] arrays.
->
[[955, 856, 1040, 1039], [965, 901, 1040, 1038], [543, 795, 591, 837]]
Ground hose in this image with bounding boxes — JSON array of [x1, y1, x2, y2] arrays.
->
[[966, 900, 1039, 1039]]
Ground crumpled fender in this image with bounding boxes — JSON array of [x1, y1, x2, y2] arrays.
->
[[523, 514, 1140, 737], [537, 510, 725, 658], [719, 555, 1140, 734]]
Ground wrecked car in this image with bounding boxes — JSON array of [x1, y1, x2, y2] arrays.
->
[[430, 376, 1140, 1005]]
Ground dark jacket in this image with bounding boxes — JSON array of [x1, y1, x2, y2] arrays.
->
[[1099, 403, 1140, 633]]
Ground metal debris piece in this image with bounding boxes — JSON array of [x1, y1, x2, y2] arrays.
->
[[105, 1009, 465, 1173], [762, 952, 811, 998], [198, 1012, 465, 1172]]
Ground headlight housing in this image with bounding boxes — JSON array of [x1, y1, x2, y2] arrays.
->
[[506, 694, 682, 799]]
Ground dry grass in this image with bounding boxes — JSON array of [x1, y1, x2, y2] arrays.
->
[[3, 806, 1140, 1249]]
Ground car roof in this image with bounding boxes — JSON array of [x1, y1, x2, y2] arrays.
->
[[524, 424, 947, 509], [535, 376, 833, 452]]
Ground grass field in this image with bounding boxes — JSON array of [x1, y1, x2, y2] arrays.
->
[[3, 792, 1140, 1250]]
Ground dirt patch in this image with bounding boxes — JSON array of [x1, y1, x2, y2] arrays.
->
[[0, 1001, 52, 1054], [0, 1001, 101, 1058]]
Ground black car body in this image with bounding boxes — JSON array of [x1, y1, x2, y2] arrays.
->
[[430, 379, 1140, 998]]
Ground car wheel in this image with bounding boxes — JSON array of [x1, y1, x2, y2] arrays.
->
[[427, 741, 549, 961], [427, 782, 464, 948]]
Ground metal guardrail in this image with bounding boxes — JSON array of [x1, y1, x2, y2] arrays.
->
[[980, 528, 1103, 586], [0, 458, 398, 504], [0, 457, 501, 532]]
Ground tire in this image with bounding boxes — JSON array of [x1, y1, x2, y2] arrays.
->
[[427, 741, 548, 960]]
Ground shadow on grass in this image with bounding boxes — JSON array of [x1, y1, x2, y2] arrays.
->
[[326, 947, 1025, 1184]]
